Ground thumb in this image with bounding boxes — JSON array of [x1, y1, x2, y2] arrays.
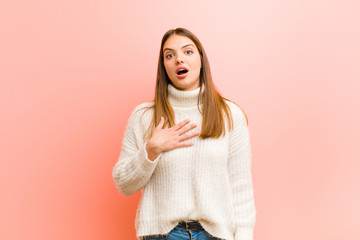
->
[[156, 116, 165, 129]]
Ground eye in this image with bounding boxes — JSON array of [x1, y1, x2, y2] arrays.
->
[[185, 50, 193, 55], [165, 53, 174, 59]]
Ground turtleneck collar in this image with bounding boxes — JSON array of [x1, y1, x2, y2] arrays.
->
[[167, 84, 204, 107]]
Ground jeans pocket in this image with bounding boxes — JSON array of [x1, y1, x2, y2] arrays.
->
[[203, 230, 223, 240]]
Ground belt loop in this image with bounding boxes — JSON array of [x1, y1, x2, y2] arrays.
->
[[186, 222, 189, 231]]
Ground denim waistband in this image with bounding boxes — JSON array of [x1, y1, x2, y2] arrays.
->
[[176, 221, 204, 231]]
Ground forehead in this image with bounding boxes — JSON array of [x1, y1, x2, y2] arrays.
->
[[163, 34, 196, 50]]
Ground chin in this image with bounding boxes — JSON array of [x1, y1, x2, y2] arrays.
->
[[170, 77, 199, 91]]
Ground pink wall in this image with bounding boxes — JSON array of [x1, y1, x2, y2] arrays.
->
[[1, 1, 359, 239]]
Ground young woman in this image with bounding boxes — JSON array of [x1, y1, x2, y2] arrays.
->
[[112, 28, 256, 240]]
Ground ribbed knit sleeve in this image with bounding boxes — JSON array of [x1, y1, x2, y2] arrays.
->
[[112, 104, 161, 197], [227, 103, 256, 240]]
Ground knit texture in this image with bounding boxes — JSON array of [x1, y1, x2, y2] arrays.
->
[[112, 84, 256, 240]]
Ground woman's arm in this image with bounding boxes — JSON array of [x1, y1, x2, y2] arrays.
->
[[112, 107, 161, 197], [228, 104, 256, 240], [112, 106, 199, 196]]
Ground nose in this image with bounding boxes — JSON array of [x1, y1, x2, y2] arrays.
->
[[176, 54, 184, 64]]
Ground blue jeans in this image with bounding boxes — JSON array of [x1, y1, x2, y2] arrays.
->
[[141, 222, 223, 240]]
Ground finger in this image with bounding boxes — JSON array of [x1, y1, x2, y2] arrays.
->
[[172, 119, 191, 131], [179, 131, 199, 142], [155, 117, 165, 129], [177, 141, 194, 148], [178, 123, 197, 135]]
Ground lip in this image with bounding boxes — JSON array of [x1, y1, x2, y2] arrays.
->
[[176, 66, 189, 74], [175, 66, 189, 79], [176, 72, 188, 79]]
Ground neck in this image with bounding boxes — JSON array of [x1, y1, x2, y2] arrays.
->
[[167, 84, 204, 107]]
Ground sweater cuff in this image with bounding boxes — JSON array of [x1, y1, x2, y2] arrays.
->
[[234, 227, 253, 240], [143, 141, 161, 163]]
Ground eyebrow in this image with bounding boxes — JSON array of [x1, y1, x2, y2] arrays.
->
[[163, 44, 194, 52]]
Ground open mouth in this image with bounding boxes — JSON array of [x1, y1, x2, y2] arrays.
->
[[176, 68, 189, 77]]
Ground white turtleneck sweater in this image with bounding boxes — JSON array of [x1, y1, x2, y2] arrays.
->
[[112, 84, 256, 240]]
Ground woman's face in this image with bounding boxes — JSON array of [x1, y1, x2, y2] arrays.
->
[[163, 34, 202, 91]]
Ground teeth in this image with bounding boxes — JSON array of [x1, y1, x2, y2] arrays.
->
[[177, 68, 188, 74]]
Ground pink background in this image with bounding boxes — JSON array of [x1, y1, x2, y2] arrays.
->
[[1, 1, 359, 239]]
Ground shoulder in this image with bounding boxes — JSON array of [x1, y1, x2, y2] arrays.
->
[[127, 101, 154, 127], [133, 101, 154, 114], [224, 99, 249, 126]]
